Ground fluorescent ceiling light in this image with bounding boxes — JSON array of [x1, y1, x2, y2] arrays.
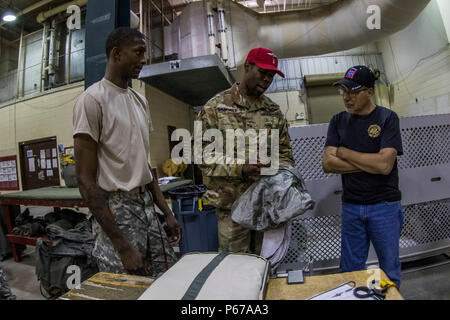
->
[[2, 11, 17, 22]]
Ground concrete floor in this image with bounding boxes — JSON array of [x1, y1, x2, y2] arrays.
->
[[1, 247, 44, 300], [400, 254, 450, 300], [1, 248, 449, 300]]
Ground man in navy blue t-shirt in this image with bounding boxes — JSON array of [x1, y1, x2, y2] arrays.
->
[[322, 66, 404, 287]]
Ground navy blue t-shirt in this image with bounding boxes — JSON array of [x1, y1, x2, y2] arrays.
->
[[325, 105, 403, 204]]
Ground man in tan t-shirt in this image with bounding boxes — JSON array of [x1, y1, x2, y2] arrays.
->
[[73, 27, 181, 276]]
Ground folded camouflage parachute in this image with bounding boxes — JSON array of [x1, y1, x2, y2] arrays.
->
[[231, 166, 315, 231]]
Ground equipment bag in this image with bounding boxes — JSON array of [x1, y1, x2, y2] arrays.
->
[[138, 252, 270, 300], [35, 238, 98, 299]]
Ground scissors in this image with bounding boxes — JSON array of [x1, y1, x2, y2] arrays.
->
[[353, 280, 396, 300]]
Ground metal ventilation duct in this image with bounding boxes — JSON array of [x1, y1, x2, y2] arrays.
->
[[171, 0, 431, 64]]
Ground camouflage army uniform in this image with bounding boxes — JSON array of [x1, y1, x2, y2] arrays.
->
[[0, 266, 16, 300], [92, 187, 178, 277], [197, 83, 295, 254]]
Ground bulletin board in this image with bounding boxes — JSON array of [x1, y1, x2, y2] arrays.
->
[[0, 155, 20, 190]]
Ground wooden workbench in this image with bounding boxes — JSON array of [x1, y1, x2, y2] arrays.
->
[[59, 272, 155, 300], [0, 181, 192, 262], [265, 269, 403, 300], [60, 268, 403, 300]]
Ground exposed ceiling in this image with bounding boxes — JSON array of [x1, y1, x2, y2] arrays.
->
[[130, 0, 340, 28], [0, 0, 340, 42], [166, 0, 339, 13], [0, 0, 69, 41]]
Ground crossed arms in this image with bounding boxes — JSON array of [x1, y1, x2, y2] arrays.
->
[[322, 146, 398, 175]]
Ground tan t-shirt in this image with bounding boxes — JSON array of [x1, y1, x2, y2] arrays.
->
[[73, 78, 153, 192]]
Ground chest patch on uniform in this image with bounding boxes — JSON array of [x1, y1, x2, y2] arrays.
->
[[217, 104, 240, 113], [368, 124, 381, 138]]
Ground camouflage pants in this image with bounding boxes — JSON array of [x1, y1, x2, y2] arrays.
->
[[216, 209, 263, 255], [0, 266, 16, 300], [92, 187, 177, 277]]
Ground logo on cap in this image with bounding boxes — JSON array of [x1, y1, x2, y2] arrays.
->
[[346, 68, 358, 79], [267, 52, 277, 65]]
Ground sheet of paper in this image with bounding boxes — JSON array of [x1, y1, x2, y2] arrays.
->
[[28, 158, 35, 172], [52, 158, 58, 168], [46, 170, 53, 177], [46, 159, 52, 169], [52, 148, 57, 157], [27, 150, 33, 157], [308, 283, 377, 300], [40, 159, 46, 169], [40, 150, 46, 159]]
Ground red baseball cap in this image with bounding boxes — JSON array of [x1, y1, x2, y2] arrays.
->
[[245, 47, 285, 78]]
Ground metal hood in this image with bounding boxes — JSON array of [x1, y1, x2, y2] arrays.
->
[[139, 54, 234, 106]]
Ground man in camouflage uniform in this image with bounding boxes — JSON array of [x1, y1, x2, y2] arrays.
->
[[197, 47, 295, 254], [0, 266, 16, 300]]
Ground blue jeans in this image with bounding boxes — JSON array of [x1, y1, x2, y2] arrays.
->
[[340, 201, 404, 287]]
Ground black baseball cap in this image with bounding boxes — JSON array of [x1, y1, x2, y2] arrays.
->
[[333, 65, 376, 91]]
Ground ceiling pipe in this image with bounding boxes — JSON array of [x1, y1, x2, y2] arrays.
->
[[206, 0, 217, 55], [36, 0, 88, 24], [217, 0, 229, 62]]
